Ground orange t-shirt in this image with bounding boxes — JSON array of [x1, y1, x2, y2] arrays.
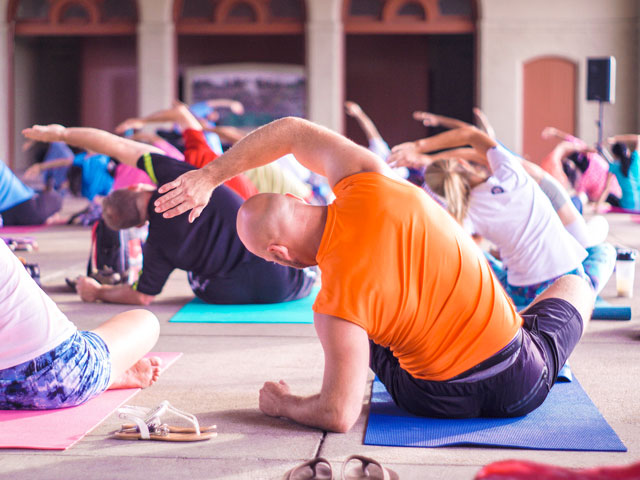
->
[[313, 172, 522, 381]]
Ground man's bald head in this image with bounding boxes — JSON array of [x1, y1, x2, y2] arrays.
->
[[237, 193, 322, 269]]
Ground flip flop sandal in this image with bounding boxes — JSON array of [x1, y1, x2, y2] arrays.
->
[[119, 424, 218, 434], [114, 401, 216, 442], [283, 457, 333, 480], [341, 455, 398, 480]]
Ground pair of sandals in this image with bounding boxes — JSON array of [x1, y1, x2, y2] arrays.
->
[[114, 400, 216, 442], [284, 455, 398, 480]]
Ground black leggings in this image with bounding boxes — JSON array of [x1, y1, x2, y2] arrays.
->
[[1, 191, 62, 226]]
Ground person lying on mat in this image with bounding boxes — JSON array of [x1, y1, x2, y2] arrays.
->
[[22, 124, 316, 307], [388, 114, 616, 308], [150, 116, 595, 432], [0, 239, 161, 409]]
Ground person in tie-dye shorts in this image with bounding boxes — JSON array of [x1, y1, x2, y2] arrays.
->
[[0, 239, 162, 409]]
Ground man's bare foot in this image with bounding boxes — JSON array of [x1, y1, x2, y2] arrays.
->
[[109, 356, 163, 390]]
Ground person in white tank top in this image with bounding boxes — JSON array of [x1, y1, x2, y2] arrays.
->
[[388, 125, 615, 307], [0, 240, 161, 409]]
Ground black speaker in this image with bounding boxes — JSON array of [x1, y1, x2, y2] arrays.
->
[[587, 57, 616, 103]]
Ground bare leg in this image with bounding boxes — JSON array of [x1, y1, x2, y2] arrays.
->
[[522, 274, 595, 335], [91, 309, 161, 389]]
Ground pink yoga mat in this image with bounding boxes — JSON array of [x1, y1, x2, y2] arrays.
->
[[0, 225, 46, 234], [607, 206, 640, 215], [0, 351, 182, 450]]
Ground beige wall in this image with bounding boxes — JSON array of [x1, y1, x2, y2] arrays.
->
[[478, 0, 639, 152]]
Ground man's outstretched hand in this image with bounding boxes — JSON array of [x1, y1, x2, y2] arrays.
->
[[154, 168, 218, 222], [22, 124, 66, 143]]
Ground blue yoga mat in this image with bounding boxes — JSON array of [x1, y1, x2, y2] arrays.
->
[[169, 287, 318, 324], [365, 376, 626, 451]]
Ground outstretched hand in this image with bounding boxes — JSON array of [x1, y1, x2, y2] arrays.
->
[[344, 101, 363, 117], [154, 168, 218, 222], [115, 118, 144, 134], [22, 124, 66, 144], [413, 111, 438, 127]]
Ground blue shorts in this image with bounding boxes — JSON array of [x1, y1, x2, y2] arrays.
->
[[0, 331, 112, 410]]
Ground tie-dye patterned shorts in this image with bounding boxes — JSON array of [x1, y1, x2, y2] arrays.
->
[[0, 331, 111, 410]]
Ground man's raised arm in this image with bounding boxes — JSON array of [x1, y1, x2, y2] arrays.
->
[[22, 124, 164, 168], [154, 116, 389, 222]]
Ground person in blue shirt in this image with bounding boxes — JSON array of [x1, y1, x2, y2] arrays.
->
[[598, 134, 640, 211], [25, 149, 116, 202], [0, 160, 62, 226]]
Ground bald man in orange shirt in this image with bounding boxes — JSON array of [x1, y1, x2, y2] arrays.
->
[[153, 118, 594, 433]]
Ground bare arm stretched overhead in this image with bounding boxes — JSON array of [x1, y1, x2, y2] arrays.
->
[[413, 111, 469, 130], [344, 101, 385, 143], [22, 124, 164, 168], [607, 134, 640, 150], [115, 100, 202, 134], [154, 116, 392, 222]]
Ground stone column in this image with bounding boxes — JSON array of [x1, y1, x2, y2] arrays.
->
[[305, 0, 344, 133], [0, 7, 11, 165], [137, 0, 175, 115]]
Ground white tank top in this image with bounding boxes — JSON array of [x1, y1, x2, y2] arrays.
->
[[0, 241, 76, 370]]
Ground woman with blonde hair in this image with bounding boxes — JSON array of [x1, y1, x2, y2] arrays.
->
[[389, 126, 615, 308]]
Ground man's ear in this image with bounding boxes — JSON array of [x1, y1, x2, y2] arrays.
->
[[267, 244, 291, 261]]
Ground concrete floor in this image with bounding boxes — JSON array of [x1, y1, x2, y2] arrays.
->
[[1, 196, 639, 480]]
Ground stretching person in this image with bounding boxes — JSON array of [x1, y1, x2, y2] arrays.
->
[[23, 124, 315, 306], [116, 101, 257, 200], [117, 102, 315, 202], [542, 127, 622, 208], [0, 160, 62, 226], [0, 239, 161, 409], [152, 117, 594, 432], [390, 127, 615, 307], [598, 134, 640, 211], [394, 111, 608, 249]]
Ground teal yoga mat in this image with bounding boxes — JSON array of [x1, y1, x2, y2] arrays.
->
[[169, 287, 319, 324], [364, 376, 626, 451]]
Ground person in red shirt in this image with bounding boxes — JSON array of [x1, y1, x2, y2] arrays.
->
[[153, 118, 595, 433], [116, 101, 257, 200]]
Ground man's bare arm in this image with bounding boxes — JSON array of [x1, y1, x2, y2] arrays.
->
[[76, 276, 154, 306], [22, 125, 164, 167], [154, 116, 389, 221], [259, 314, 370, 432]]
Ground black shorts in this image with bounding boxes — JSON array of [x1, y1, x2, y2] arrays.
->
[[370, 298, 583, 418], [187, 258, 316, 305]]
